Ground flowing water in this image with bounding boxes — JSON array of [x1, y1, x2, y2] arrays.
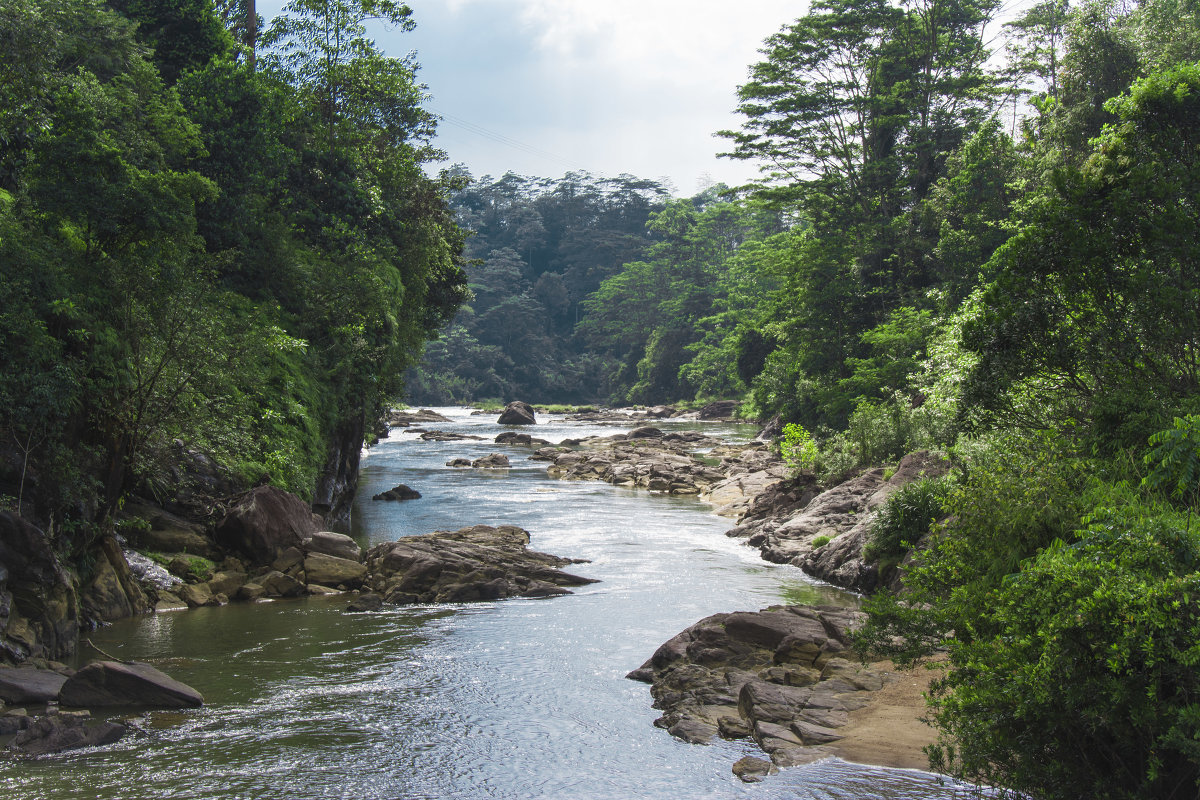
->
[[1, 408, 968, 799]]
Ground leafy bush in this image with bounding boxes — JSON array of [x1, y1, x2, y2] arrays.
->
[[863, 476, 952, 568], [780, 423, 819, 472], [811, 535, 831, 548]]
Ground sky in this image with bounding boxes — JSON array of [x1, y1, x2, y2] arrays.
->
[[260, 0, 806, 194]]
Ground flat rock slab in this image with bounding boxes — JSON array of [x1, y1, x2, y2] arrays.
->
[[0, 667, 69, 704], [59, 661, 203, 708], [362, 524, 596, 605]]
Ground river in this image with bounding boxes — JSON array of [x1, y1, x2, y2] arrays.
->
[[1, 408, 966, 799]]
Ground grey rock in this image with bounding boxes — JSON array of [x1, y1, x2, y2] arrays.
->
[[497, 401, 536, 425], [9, 715, 127, 755], [0, 667, 68, 704], [60, 661, 203, 708]]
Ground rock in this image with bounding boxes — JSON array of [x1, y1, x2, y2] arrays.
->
[[80, 537, 150, 624], [387, 408, 452, 426], [446, 458, 472, 467], [1, 513, 82, 663], [206, 571, 248, 598], [0, 712, 32, 735], [495, 432, 532, 445], [256, 571, 306, 598], [154, 595, 188, 613], [628, 426, 664, 439], [236, 583, 266, 602], [215, 486, 319, 566], [372, 484, 422, 501], [643, 406, 678, 419], [419, 430, 485, 442], [9, 715, 127, 756], [303, 553, 367, 589], [362, 524, 596, 605], [629, 604, 887, 767], [497, 401, 536, 426], [757, 415, 784, 441], [302, 531, 362, 562], [346, 593, 384, 612], [271, 547, 304, 574], [121, 504, 220, 559], [545, 438, 727, 496], [177, 583, 216, 608], [60, 660, 203, 708], [472, 453, 510, 469], [0, 666, 68, 704], [732, 756, 778, 783], [698, 400, 739, 420]]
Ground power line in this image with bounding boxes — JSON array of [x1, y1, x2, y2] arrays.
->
[[429, 108, 588, 173]]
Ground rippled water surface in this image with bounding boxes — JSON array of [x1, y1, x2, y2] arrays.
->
[[2, 409, 967, 799]]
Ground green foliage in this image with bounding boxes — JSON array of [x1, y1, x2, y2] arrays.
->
[[811, 535, 832, 548], [925, 486, 1200, 799], [1143, 415, 1200, 510], [780, 423, 819, 473], [863, 476, 952, 568]]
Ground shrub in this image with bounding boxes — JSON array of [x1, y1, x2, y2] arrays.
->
[[863, 476, 952, 568]]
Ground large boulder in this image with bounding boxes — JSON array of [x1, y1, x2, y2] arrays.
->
[[303, 553, 367, 589], [0, 665, 69, 704], [215, 486, 319, 566], [497, 401, 536, 426], [0, 512, 80, 663], [472, 453, 510, 469], [698, 400, 739, 420], [59, 660, 203, 708], [302, 531, 362, 562]]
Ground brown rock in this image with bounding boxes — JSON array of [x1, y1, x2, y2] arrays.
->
[[303, 553, 367, 588], [0, 666, 68, 704]]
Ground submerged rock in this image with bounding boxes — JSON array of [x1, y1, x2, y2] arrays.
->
[[471, 453, 511, 469], [59, 660, 203, 708], [372, 484, 422, 501], [387, 408, 453, 427], [8, 715, 127, 756], [361, 524, 596, 605]]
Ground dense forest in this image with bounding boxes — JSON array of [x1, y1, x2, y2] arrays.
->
[[0, 0, 467, 534], [3, 0, 1200, 796]]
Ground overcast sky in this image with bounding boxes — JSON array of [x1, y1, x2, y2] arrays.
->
[[261, 0, 805, 194]]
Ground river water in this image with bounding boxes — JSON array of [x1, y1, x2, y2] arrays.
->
[[2, 408, 966, 799]]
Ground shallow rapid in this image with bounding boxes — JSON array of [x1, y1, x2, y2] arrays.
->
[[1, 408, 965, 799]]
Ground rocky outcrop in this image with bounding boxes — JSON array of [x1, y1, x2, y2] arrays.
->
[[698, 400, 740, 420], [494, 432, 550, 447], [387, 408, 453, 427], [312, 416, 364, 524], [80, 536, 150, 624], [215, 486, 319, 566], [302, 553, 367, 589], [60, 660, 204, 708], [360, 524, 596, 605], [419, 430, 485, 442], [726, 452, 949, 593], [544, 438, 726, 496], [628, 604, 890, 768], [497, 401, 536, 426], [121, 503, 219, 560], [0, 512, 79, 663], [372, 484, 421, 501]]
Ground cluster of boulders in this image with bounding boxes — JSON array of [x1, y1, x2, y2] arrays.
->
[[385, 408, 453, 428], [627, 604, 888, 776], [446, 453, 511, 468], [0, 658, 203, 756], [723, 451, 949, 593], [535, 430, 728, 495], [372, 484, 421, 502], [352, 524, 596, 607]]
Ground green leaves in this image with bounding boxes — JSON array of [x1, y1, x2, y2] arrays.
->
[[1144, 416, 1200, 508]]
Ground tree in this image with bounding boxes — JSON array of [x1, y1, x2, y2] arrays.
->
[[963, 62, 1200, 448]]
